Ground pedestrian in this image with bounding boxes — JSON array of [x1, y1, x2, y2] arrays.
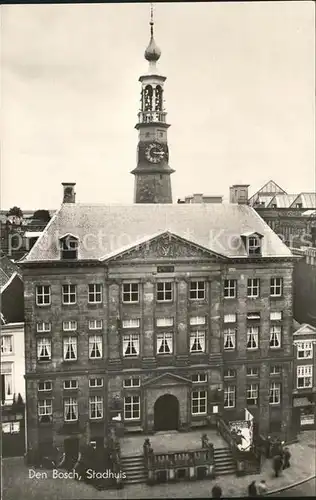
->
[[283, 447, 291, 469], [273, 454, 283, 477], [248, 480, 258, 497], [257, 479, 268, 496], [211, 484, 222, 498]]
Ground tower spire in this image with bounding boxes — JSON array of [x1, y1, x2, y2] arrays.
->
[[144, 3, 161, 63]]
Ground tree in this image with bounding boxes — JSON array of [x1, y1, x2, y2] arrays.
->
[[6, 206, 23, 218], [33, 210, 51, 223]]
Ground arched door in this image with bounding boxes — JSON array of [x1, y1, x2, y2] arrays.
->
[[154, 394, 179, 431]]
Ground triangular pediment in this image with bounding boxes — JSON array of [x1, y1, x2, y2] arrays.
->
[[102, 231, 227, 263], [293, 323, 316, 336], [143, 372, 192, 388]]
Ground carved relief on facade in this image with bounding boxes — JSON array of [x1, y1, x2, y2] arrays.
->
[[110, 234, 221, 262]]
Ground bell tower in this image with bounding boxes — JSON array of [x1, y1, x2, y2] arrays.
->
[[131, 4, 175, 204]]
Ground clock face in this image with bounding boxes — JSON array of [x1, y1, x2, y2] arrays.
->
[[145, 142, 165, 163]]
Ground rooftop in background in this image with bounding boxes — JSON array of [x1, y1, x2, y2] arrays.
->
[[0, 251, 21, 289], [0, 209, 56, 224], [248, 181, 316, 209], [177, 194, 223, 204]]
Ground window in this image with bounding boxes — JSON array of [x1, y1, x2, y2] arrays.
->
[[224, 328, 236, 350], [60, 236, 78, 260], [224, 386, 236, 408], [224, 369, 236, 378], [190, 331, 205, 352], [270, 278, 283, 297], [38, 399, 52, 423], [247, 327, 259, 350], [270, 311, 282, 321], [191, 373, 207, 383], [1, 363, 13, 403], [2, 422, 20, 434], [224, 314, 237, 323], [270, 326, 281, 349], [88, 284, 102, 304], [248, 236, 261, 255], [63, 320, 77, 331], [190, 316, 206, 326], [1, 336, 13, 354], [36, 322, 51, 333], [63, 380, 78, 390], [37, 338, 51, 361], [89, 378, 103, 388], [246, 384, 259, 405], [157, 333, 173, 354], [297, 342, 313, 359], [269, 382, 281, 405], [124, 395, 140, 420], [89, 396, 103, 419], [89, 335, 103, 359], [38, 381, 52, 392], [36, 285, 51, 306], [270, 365, 281, 376], [190, 281, 205, 300], [297, 366, 313, 388], [64, 397, 78, 422], [247, 367, 259, 377], [156, 282, 173, 302], [62, 285, 76, 305], [247, 279, 260, 298], [156, 317, 173, 327], [122, 319, 140, 328], [224, 280, 236, 298], [191, 390, 207, 415], [122, 334, 140, 357], [88, 319, 103, 330], [122, 283, 139, 303], [63, 336, 77, 361], [123, 377, 140, 388]]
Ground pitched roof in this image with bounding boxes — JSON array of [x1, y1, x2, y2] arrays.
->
[[22, 203, 292, 262], [0, 252, 21, 288], [267, 194, 299, 208], [249, 180, 286, 203], [293, 323, 316, 336], [290, 193, 316, 209]]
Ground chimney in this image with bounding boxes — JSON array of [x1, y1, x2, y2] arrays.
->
[[62, 182, 76, 204], [192, 193, 204, 204], [229, 184, 249, 205]]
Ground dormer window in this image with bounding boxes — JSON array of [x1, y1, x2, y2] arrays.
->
[[60, 234, 78, 260], [241, 232, 263, 257]]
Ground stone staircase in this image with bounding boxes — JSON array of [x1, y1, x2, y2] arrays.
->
[[121, 454, 147, 484], [213, 447, 237, 476]]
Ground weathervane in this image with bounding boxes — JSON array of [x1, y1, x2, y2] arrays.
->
[[150, 3, 154, 37]]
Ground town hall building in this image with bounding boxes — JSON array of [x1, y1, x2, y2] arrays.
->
[[21, 12, 297, 460]]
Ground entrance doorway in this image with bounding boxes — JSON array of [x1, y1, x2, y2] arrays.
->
[[64, 437, 79, 470], [154, 394, 179, 431]]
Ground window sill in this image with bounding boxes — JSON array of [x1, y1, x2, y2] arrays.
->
[[37, 359, 52, 363], [62, 303, 77, 307], [36, 304, 51, 307], [122, 301, 140, 305], [223, 297, 237, 300]]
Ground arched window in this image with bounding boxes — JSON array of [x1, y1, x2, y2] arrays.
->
[[155, 85, 163, 111], [144, 85, 153, 111]]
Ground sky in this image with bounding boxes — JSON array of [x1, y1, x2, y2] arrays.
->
[[1, 1, 315, 210]]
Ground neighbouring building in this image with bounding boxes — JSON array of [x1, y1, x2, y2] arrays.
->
[[177, 194, 223, 204], [1, 251, 26, 456], [292, 323, 316, 432], [248, 180, 316, 248], [21, 15, 297, 463], [292, 247, 316, 328]]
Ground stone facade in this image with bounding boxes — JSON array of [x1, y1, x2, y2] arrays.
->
[[293, 248, 316, 328], [22, 236, 296, 456]]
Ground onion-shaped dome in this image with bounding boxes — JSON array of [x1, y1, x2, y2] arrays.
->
[[144, 35, 161, 62]]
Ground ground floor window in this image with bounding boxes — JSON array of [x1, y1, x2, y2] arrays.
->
[[297, 365, 313, 388], [191, 390, 207, 415], [89, 396, 103, 419], [1, 362, 13, 404], [64, 397, 78, 422], [246, 384, 259, 406], [300, 407, 315, 427], [124, 395, 140, 420], [269, 382, 281, 405], [38, 399, 52, 423]]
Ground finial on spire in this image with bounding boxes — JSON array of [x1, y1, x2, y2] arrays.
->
[[144, 3, 161, 62]]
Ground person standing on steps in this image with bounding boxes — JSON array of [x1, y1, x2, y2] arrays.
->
[[211, 484, 223, 498], [257, 479, 268, 496], [248, 480, 258, 497]]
